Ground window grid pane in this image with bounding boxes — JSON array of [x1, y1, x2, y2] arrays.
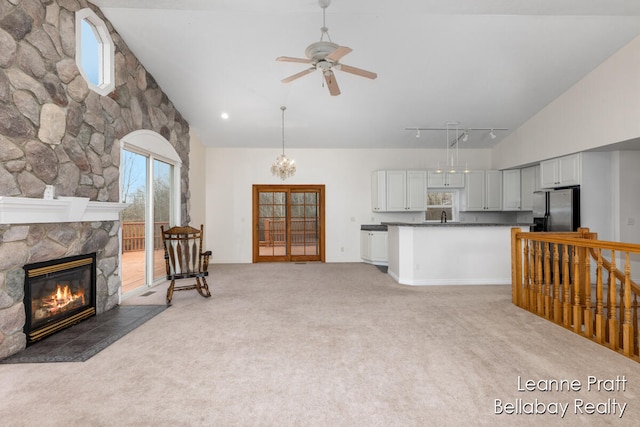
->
[[258, 192, 287, 257], [426, 191, 456, 222]]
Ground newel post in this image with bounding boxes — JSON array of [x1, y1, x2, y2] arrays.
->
[[512, 228, 522, 306]]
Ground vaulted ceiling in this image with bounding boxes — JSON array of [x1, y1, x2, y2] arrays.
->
[[91, 1, 640, 150]]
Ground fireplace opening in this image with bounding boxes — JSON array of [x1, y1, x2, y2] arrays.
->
[[23, 253, 97, 345]]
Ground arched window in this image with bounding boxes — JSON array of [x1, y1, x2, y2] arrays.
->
[[75, 8, 115, 95]]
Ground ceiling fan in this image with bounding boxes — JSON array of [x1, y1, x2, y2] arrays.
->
[[276, 0, 377, 96]]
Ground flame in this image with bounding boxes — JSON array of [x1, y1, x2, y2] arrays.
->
[[46, 284, 85, 310]]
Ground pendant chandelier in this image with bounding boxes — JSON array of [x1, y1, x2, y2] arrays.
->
[[271, 106, 296, 180], [436, 121, 468, 174]]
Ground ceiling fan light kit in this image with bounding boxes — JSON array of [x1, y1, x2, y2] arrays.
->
[[276, 0, 377, 96]]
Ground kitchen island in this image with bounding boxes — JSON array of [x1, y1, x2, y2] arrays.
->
[[384, 222, 530, 286]]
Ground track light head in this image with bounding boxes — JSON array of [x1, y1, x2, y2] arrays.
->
[[489, 129, 496, 139], [462, 131, 469, 142], [415, 129, 421, 139]]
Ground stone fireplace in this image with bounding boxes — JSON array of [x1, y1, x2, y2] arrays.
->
[[23, 252, 97, 344], [0, 1, 192, 360], [0, 196, 129, 357]]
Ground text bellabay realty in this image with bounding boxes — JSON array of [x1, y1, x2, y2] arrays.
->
[[494, 375, 628, 419]]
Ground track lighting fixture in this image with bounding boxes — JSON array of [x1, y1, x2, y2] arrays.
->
[[405, 126, 507, 143]]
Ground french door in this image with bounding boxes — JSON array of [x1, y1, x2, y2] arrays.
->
[[253, 185, 325, 263]]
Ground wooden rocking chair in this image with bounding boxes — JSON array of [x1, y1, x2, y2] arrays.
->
[[160, 224, 212, 305]]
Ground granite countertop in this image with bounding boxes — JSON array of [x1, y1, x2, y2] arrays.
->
[[361, 224, 389, 231], [381, 222, 532, 227], [361, 222, 531, 230]]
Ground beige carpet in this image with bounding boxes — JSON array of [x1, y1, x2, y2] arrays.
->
[[1, 263, 639, 426]]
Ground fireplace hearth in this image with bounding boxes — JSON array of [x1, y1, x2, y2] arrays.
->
[[23, 253, 97, 345]]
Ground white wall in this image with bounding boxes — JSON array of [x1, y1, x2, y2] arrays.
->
[[581, 152, 615, 241], [616, 151, 640, 244], [617, 151, 640, 279], [205, 147, 491, 263], [491, 35, 640, 169]]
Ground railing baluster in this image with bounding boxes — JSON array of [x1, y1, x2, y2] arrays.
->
[[536, 241, 544, 315], [608, 250, 618, 350], [573, 246, 583, 334], [623, 252, 634, 357], [563, 244, 571, 329], [633, 293, 639, 356], [595, 249, 605, 344], [584, 244, 593, 338], [543, 242, 551, 318], [552, 243, 561, 323]]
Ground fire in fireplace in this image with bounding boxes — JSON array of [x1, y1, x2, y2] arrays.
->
[[23, 253, 97, 345]]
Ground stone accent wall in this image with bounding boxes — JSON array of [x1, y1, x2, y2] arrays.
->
[[0, 0, 191, 359]]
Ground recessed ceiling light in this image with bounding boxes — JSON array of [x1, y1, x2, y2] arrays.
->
[[221, 112, 229, 120]]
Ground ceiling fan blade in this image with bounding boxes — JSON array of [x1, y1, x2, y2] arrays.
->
[[325, 46, 352, 62], [281, 67, 316, 83], [276, 56, 313, 64], [324, 70, 341, 96], [338, 64, 378, 80]]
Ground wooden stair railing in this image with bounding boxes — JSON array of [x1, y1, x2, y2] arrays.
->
[[511, 227, 640, 362]]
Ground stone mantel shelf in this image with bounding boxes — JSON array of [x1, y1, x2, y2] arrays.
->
[[0, 196, 130, 225]]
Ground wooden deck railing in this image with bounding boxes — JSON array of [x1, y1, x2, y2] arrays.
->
[[259, 219, 318, 247], [122, 221, 169, 252], [511, 227, 640, 362]]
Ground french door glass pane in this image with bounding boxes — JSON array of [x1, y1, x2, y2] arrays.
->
[[291, 191, 319, 256], [258, 191, 287, 257], [153, 159, 172, 281], [121, 150, 147, 294]]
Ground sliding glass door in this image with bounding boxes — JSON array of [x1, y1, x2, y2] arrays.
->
[[152, 159, 172, 282], [121, 150, 174, 295]]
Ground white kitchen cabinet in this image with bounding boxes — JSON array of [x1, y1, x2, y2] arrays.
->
[[385, 170, 427, 212], [520, 165, 536, 211], [360, 230, 388, 265], [540, 153, 581, 188], [427, 171, 465, 188], [502, 169, 521, 210], [533, 164, 542, 192], [371, 170, 386, 211], [464, 170, 503, 211], [406, 170, 428, 210]]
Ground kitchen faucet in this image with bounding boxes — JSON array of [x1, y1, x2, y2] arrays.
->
[[440, 210, 447, 223]]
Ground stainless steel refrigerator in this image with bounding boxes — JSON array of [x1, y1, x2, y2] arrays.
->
[[531, 187, 580, 232]]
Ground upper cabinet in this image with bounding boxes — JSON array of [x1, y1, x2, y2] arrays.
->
[[502, 169, 521, 211], [371, 170, 387, 211], [427, 171, 465, 188], [520, 165, 538, 211], [372, 170, 427, 212], [540, 153, 581, 188], [464, 170, 503, 211]]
